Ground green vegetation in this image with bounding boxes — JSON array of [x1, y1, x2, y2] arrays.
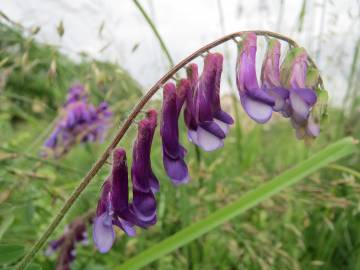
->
[[0, 9, 360, 270]]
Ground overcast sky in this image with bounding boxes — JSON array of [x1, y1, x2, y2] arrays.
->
[[1, 0, 359, 104]]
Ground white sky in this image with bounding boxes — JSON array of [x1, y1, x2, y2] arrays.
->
[[1, 0, 359, 104]]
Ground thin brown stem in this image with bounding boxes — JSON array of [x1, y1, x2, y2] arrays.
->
[[15, 30, 324, 270]]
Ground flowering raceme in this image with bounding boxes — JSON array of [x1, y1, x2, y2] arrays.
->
[[42, 85, 112, 157], [90, 32, 327, 254]]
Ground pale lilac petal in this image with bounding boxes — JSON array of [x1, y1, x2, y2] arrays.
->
[[289, 91, 310, 120], [196, 126, 224, 152], [306, 117, 320, 137], [93, 213, 115, 253], [241, 94, 273, 123], [188, 129, 199, 145]]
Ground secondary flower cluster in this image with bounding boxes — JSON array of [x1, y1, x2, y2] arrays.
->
[[236, 33, 321, 140], [42, 85, 112, 157], [93, 32, 326, 253], [45, 217, 89, 270]]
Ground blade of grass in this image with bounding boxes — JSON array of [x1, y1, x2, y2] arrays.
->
[[133, 0, 174, 68], [117, 137, 356, 270]]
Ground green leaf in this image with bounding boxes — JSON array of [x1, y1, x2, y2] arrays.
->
[[0, 244, 25, 264], [0, 214, 15, 240], [26, 263, 42, 270], [117, 137, 356, 270]]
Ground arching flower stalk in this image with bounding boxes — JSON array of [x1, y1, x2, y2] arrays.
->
[[17, 31, 327, 270]]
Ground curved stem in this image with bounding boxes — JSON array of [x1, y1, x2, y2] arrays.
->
[[15, 30, 324, 270]]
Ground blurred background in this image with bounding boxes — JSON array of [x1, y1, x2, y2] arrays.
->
[[0, 1, 359, 270]]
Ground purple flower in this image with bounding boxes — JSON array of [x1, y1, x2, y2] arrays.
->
[[184, 63, 199, 131], [93, 149, 136, 253], [93, 112, 159, 253], [65, 84, 88, 105], [280, 48, 319, 139], [130, 111, 158, 223], [42, 84, 112, 157], [161, 81, 190, 185], [186, 53, 233, 151], [236, 33, 275, 123], [45, 217, 89, 270], [260, 39, 290, 114]]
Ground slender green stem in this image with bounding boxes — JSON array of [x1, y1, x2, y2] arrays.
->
[[133, 0, 174, 68], [15, 30, 324, 270], [327, 164, 360, 179]]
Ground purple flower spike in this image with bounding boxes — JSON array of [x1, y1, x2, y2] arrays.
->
[[42, 84, 112, 157], [46, 217, 89, 270], [161, 82, 189, 185], [131, 112, 158, 224], [236, 33, 275, 123]]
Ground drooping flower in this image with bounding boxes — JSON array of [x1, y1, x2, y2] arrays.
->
[[161, 81, 189, 185], [236, 33, 275, 123], [280, 48, 319, 140], [42, 84, 112, 158], [260, 39, 290, 114], [186, 53, 233, 151], [93, 149, 136, 253], [93, 111, 159, 253], [130, 111, 158, 224]]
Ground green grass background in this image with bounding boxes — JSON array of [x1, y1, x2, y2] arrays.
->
[[0, 8, 360, 270]]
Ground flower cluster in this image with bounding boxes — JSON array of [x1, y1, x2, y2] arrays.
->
[[42, 84, 112, 158], [236, 33, 323, 141], [93, 111, 158, 253], [160, 53, 234, 185], [93, 32, 327, 253], [45, 217, 89, 270]]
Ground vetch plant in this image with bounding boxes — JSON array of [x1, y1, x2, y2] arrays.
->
[[44, 212, 93, 270], [17, 30, 344, 270], [42, 84, 112, 158]]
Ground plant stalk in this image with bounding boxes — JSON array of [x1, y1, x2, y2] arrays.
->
[[16, 30, 323, 270]]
